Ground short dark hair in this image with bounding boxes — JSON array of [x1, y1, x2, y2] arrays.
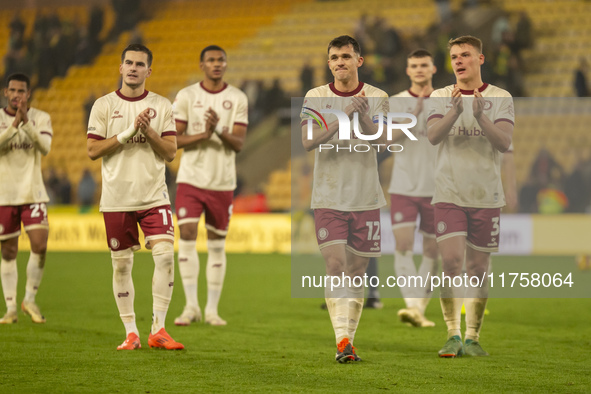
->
[[407, 49, 433, 59], [200, 45, 226, 62], [6, 73, 30, 90], [327, 35, 361, 56], [121, 44, 153, 67], [448, 35, 483, 53]]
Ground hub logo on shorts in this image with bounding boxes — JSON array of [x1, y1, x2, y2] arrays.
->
[[437, 221, 447, 234], [110, 238, 120, 249], [318, 227, 329, 241]]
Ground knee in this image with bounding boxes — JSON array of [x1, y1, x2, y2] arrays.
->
[[111, 248, 134, 273], [395, 240, 413, 253], [179, 225, 197, 241], [207, 238, 226, 255], [152, 242, 174, 268], [440, 252, 463, 276], [1, 243, 18, 260], [325, 255, 346, 276], [423, 241, 438, 260], [30, 241, 47, 255]]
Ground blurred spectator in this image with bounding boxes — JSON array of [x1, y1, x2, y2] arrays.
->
[[514, 11, 533, 51], [300, 60, 314, 95], [564, 159, 591, 213], [264, 79, 287, 113], [83, 93, 96, 129], [44, 167, 60, 205], [529, 148, 564, 189], [128, 28, 144, 46], [574, 57, 589, 97], [88, 4, 104, 54], [78, 169, 96, 212], [109, 0, 142, 41], [435, 0, 452, 24], [537, 187, 568, 214], [58, 170, 72, 204]]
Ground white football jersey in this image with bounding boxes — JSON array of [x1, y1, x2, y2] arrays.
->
[[388, 90, 436, 197], [0, 108, 52, 205], [427, 83, 515, 208], [173, 82, 248, 191], [87, 90, 176, 212], [301, 82, 388, 211]]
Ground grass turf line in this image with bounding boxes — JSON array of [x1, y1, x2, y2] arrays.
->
[[0, 253, 589, 392]]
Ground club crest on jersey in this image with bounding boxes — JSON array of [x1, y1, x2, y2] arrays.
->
[[483, 100, 493, 110], [318, 227, 329, 241], [223, 100, 232, 110], [110, 238, 120, 249], [147, 108, 157, 119]]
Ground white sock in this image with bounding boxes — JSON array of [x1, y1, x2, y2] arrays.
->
[[417, 255, 438, 314], [325, 283, 349, 345], [24, 252, 45, 304], [464, 274, 489, 341], [394, 250, 420, 309], [151, 242, 175, 333], [346, 281, 364, 345], [111, 249, 137, 336], [1, 258, 17, 311], [205, 239, 226, 317], [178, 239, 199, 310], [440, 280, 464, 339]]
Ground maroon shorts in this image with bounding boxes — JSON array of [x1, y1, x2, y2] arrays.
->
[[0, 203, 49, 241], [390, 194, 435, 236], [434, 202, 501, 252], [175, 183, 233, 235], [103, 205, 175, 251], [314, 208, 381, 257]]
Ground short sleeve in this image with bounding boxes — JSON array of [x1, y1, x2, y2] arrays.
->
[[38, 111, 53, 137], [161, 101, 177, 137], [494, 95, 515, 127], [427, 90, 446, 122], [234, 92, 248, 126], [300, 90, 321, 126], [371, 95, 389, 125], [87, 98, 107, 140], [173, 89, 189, 124]]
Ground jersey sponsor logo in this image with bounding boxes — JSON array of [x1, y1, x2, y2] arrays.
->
[[223, 100, 232, 110], [450, 126, 485, 137], [147, 108, 157, 119], [126, 135, 147, 144], [110, 238, 120, 249], [112, 110, 123, 119], [437, 221, 447, 234], [9, 142, 34, 150], [318, 227, 329, 240]]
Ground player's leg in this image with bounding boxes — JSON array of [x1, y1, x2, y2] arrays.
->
[[343, 209, 381, 361], [175, 183, 205, 325], [463, 246, 490, 356], [21, 228, 48, 323], [364, 257, 382, 309], [315, 209, 353, 362], [140, 206, 183, 350], [462, 207, 500, 356], [434, 203, 468, 358], [416, 199, 439, 322], [103, 211, 141, 350], [0, 237, 19, 324], [202, 189, 233, 326]]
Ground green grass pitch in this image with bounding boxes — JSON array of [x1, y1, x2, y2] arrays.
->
[[1, 253, 590, 392]]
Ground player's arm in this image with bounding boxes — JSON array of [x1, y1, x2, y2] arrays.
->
[[175, 120, 213, 149], [87, 135, 125, 160], [218, 123, 247, 153], [353, 92, 389, 145], [136, 109, 177, 162], [473, 90, 513, 153], [502, 148, 518, 211], [0, 125, 19, 149], [15, 100, 51, 155], [427, 87, 462, 145]]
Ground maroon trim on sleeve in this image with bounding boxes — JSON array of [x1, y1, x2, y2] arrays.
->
[[87, 133, 105, 140], [175, 119, 188, 124], [40, 131, 53, 137], [161, 131, 177, 137], [233, 122, 248, 127], [458, 83, 489, 95], [427, 114, 444, 122], [200, 81, 228, 94], [116, 89, 149, 101], [329, 82, 364, 97], [494, 118, 515, 126]]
